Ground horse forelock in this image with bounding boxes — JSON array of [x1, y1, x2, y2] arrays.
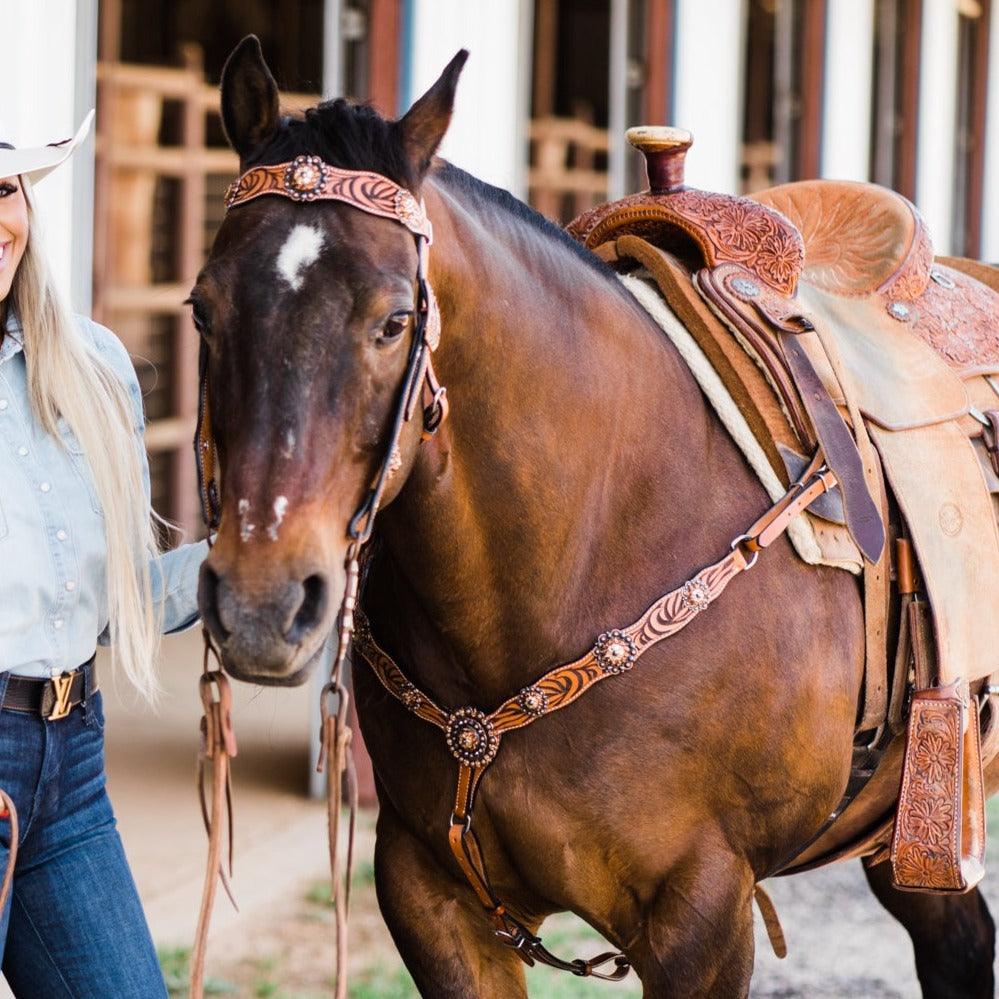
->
[[245, 99, 417, 191]]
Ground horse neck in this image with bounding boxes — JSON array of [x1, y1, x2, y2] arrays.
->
[[370, 171, 759, 706]]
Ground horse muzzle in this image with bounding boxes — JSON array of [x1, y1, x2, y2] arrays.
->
[[198, 557, 342, 683]]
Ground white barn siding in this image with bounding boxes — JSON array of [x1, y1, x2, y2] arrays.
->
[[916, 0, 960, 253], [672, 0, 746, 194], [1, 0, 96, 311], [983, 5, 999, 262], [822, 0, 875, 182], [406, 0, 532, 197]]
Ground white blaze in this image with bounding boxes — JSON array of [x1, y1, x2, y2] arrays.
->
[[267, 495, 290, 542], [276, 224, 324, 291]]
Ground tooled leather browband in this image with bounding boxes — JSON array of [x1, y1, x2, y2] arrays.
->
[[224, 154, 433, 242]]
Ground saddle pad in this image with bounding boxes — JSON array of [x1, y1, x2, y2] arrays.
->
[[620, 273, 862, 574]]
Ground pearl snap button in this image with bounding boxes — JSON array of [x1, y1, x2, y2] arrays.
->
[[40, 482, 51, 493], [53, 619, 63, 630], [0, 400, 7, 410], [17, 446, 27, 457], [65, 581, 76, 592], [56, 529, 67, 541]]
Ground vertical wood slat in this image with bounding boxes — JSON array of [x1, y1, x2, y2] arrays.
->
[[644, 0, 675, 126], [533, 0, 560, 118], [172, 44, 206, 538], [896, 0, 923, 200], [964, 0, 992, 257], [798, 0, 827, 178], [368, 0, 401, 115]]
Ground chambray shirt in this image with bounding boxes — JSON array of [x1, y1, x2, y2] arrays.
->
[[0, 309, 207, 678]]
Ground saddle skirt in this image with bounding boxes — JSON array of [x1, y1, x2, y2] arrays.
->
[[569, 134, 999, 691]]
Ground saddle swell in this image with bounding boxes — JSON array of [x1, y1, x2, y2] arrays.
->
[[568, 126, 999, 893]]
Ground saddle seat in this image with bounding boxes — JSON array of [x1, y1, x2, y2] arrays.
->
[[753, 179, 931, 299]]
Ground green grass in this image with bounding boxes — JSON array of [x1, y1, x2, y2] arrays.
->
[[157, 946, 237, 996], [304, 860, 377, 910]]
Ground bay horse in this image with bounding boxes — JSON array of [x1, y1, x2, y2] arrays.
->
[[193, 36, 997, 998]]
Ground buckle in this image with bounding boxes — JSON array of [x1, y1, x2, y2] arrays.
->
[[45, 673, 75, 721]]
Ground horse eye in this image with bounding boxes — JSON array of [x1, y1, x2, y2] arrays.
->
[[378, 311, 411, 344], [185, 297, 211, 336]]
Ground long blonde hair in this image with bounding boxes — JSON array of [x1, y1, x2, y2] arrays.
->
[[8, 187, 162, 700]]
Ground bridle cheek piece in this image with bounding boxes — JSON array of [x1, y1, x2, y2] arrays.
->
[[191, 154, 448, 999]]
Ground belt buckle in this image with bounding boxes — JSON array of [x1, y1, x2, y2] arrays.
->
[[45, 673, 75, 721]]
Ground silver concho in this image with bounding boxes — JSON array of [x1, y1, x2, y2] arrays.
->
[[283, 155, 328, 200], [593, 629, 638, 675], [681, 577, 712, 613], [445, 707, 500, 766], [730, 276, 761, 299], [395, 188, 424, 231], [887, 301, 911, 321], [516, 685, 549, 717], [399, 682, 424, 712]]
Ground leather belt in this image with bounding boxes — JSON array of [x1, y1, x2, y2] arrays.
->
[[2, 656, 97, 720]]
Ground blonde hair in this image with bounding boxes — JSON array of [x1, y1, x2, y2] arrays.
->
[[9, 186, 162, 700]]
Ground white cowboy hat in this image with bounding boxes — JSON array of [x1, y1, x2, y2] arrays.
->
[[0, 110, 95, 184]]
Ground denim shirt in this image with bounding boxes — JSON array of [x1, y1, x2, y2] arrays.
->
[[0, 309, 207, 678]]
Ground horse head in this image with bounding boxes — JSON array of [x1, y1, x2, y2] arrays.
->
[[192, 36, 466, 684]]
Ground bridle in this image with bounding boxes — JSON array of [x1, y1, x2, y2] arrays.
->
[[189, 152, 839, 994], [190, 153, 447, 999]]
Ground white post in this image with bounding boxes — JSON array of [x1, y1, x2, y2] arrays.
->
[[407, 0, 528, 194], [2, 0, 93, 312], [983, 5, 999, 262], [916, 0, 960, 253], [608, 0, 630, 200], [323, 0, 345, 98], [673, 0, 747, 193], [822, 0, 875, 181]]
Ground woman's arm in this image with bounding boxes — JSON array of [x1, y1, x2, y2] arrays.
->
[[84, 318, 210, 640]]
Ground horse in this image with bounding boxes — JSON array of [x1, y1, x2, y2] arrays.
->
[[191, 36, 997, 998]]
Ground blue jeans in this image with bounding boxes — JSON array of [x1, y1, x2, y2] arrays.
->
[[0, 667, 166, 997]]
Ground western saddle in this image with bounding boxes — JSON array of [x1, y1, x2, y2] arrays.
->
[[568, 127, 999, 893]]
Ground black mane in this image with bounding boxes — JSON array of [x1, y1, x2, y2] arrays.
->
[[253, 99, 618, 285]]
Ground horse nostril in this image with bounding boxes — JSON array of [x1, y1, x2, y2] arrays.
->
[[198, 564, 231, 644], [285, 574, 329, 645]]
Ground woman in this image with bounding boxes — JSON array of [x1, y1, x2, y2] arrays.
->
[[0, 115, 206, 996]]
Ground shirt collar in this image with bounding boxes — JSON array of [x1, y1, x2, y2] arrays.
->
[[1, 309, 24, 365]]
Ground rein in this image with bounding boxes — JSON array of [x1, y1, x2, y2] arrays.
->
[[191, 154, 445, 999], [191, 153, 835, 992]]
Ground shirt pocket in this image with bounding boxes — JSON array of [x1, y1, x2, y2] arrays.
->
[[57, 418, 103, 516]]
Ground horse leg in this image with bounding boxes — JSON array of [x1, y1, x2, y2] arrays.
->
[[373, 807, 528, 999], [863, 857, 995, 998], [627, 850, 756, 998]]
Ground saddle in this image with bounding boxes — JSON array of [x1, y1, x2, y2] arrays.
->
[[568, 127, 999, 894]]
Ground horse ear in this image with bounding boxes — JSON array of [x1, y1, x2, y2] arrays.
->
[[220, 35, 279, 159], [397, 50, 469, 178]]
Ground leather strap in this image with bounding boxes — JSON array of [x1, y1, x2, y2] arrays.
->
[[354, 458, 838, 973], [190, 644, 238, 999], [697, 263, 886, 565], [1, 659, 96, 719]]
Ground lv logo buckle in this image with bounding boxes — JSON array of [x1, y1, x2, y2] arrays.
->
[[48, 674, 74, 721]]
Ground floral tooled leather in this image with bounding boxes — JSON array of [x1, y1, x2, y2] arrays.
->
[[567, 188, 804, 297], [908, 265, 999, 373], [891, 691, 964, 891]]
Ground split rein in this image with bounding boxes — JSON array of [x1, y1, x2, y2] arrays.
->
[[188, 154, 835, 994]]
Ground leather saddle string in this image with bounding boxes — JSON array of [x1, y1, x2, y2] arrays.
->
[[191, 638, 238, 999], [0, 791, 17, 915]]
